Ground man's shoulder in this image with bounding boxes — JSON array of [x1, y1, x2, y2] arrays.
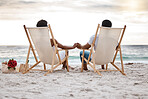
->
[[90, 35, 95, 38], [90, 34, 99, 38]]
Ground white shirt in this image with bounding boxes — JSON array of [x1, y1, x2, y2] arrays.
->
[[53, 46, 65, 60], [88, 34, 99, 50]]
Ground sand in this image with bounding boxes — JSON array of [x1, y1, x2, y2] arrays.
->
[[0, 63, 148, 99]]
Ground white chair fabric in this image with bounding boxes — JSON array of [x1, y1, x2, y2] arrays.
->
[[95, 27, 122, 65], [27, 27, 58, 64]]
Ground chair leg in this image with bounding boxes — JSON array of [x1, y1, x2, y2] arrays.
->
[[89, 62, 102, 76], [92, 52, 96, 72], [51, 65, 53, 73], [111, 62, 126, 75], [44, 70, 51, 76], [65, 50, 69, 72], [96, 70, 102, 76], [89, 63, 102, 76], [44, 63, 46, 70], [119, 47, 124, 72], [106, 64, 108, 70], [23, 61, 41, 74], [66, 59, 69, 72]]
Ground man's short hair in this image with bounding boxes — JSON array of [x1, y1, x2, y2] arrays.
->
[[36, 19, 48, 27], [102, 20, 112, 27]]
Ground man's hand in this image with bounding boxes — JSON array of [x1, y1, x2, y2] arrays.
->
[[73, 43, 78, 49], [76, 43, 82, 49]]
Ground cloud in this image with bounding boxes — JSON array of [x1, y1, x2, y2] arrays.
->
[[0, 0, 148, 45], [112, 0, 148, 11], [18, 1, 37, 4], [0, 0, 147, 12], [0, 0, 148, 23]]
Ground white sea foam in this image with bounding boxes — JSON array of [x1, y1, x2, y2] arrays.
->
[[0, 45, 148, 67]]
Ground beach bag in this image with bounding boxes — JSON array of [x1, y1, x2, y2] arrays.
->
[[2, 64, 18, 73], [19, 64, 29, 73]]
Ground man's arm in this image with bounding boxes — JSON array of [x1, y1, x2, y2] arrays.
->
[[77, 43, 91, 49]]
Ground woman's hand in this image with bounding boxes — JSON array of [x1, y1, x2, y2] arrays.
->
[[73, 43, 78, 49], [76, 43, 82, 49]]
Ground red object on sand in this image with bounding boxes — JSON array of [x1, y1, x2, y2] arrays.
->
[[8, 59, 17, 68]]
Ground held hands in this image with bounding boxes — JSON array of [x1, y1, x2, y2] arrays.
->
[[72, 43, 82, 49], [76, 43, 82, 49], [73, 43, 90, 49], [72, 43, 78, 49]]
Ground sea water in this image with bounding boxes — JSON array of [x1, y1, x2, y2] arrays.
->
[[0, 45, 148, 67]]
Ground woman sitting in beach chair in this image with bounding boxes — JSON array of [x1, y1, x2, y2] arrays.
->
[[36, 19, 77, 69]]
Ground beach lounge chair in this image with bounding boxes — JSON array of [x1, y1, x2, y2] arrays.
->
[[23, 24, 69, 76], [81, 24, 126, 76]]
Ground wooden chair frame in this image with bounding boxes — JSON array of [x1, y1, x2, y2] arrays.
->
[[81, 24, 126, 76], [23, 24, 69, 76]]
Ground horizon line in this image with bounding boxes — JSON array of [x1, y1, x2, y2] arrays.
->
[[0, 44, 148, 46]]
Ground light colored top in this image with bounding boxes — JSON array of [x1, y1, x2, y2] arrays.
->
[[53, 46, 65, 60], [88, 34, 99, 50]]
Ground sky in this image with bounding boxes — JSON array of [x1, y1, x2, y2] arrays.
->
[[0, 0, 148, 45]]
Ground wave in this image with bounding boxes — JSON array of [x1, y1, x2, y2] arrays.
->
[[0, 45, 148, 64]]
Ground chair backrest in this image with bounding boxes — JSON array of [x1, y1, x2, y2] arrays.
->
[[26, 27, 58, 64], [95, 27, 123, 65]]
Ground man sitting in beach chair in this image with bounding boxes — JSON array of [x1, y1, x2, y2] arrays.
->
[[76, 20, 112, 70], [36, 19, 77, 69]]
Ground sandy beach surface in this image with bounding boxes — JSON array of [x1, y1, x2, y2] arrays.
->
[[0, 63, 148, 99]]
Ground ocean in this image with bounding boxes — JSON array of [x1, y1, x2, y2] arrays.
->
[[0, 45, 148, 67]]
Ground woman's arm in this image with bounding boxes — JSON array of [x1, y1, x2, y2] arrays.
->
[[77, 43, 91, 49], [50, 39, 77, 49]]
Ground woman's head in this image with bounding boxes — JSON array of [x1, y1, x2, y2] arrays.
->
[[102, 19, 112, 27], [36, 19, 48, 27]]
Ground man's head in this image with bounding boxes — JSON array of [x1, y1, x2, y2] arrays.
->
[[36, 19, 48, 27], [102, 19, 112, 27]]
